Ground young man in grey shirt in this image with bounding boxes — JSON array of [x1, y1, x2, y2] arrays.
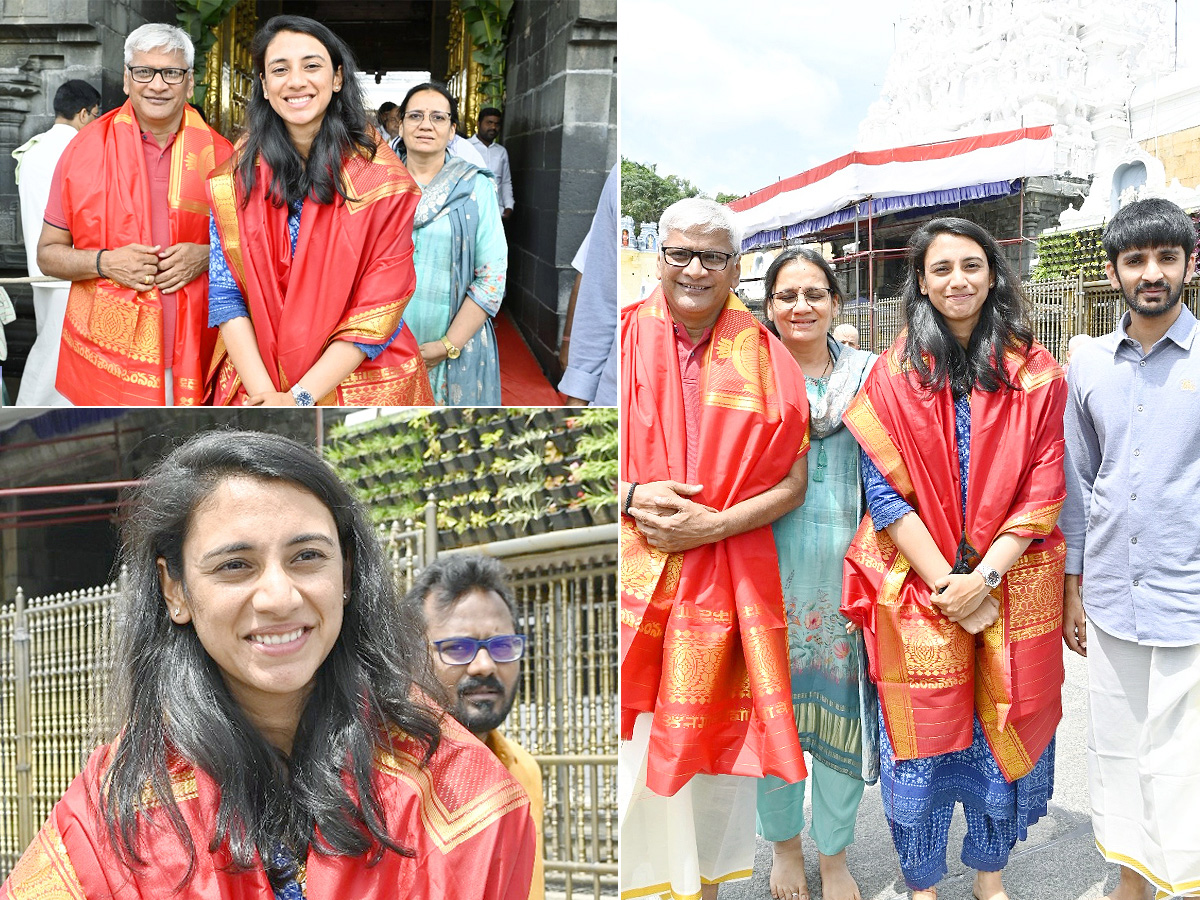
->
[[1061, 197, 1200, 900]]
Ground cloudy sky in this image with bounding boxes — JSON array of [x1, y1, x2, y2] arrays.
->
[[620, 0, 1200, 199], [619, 0, 903, 197]]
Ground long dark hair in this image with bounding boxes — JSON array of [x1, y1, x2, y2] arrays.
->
[[104, 431, 441, 889], [761, 247, 844, 338], [238, 16, 376, 207], [900, 217, 1033, 395]]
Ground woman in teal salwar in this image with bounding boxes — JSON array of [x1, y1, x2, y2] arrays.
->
[[757, 248, 879, 900], [396, 81, 507, 405]]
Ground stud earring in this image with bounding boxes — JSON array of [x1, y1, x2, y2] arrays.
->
[[173, 608, 181, 616]]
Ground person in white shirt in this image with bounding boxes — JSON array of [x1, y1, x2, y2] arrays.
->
[[468, 107, 514, 220], [11, 79, 101, 407]]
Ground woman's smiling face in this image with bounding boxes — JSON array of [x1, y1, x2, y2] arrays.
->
[[158, 476, 347, 726], [260, 30, 343, 143]]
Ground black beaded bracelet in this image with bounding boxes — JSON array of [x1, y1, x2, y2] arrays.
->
[[623, 481, 638, 517], [95, 249, 105, 278]]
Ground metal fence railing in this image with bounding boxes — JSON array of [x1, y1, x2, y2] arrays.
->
[[0, 524, 617, 898], [832, 278, 1200, 360]]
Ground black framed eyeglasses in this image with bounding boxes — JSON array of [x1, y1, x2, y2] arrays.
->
[[768, 288, 833, 307], [661, 246, 735, 271], [431, 634, 526, 666], [127, 65, 190, 85]]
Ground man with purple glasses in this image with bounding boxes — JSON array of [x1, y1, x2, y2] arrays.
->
[[406, 554, 544, 900]]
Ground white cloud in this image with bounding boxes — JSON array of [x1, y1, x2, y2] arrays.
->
[[620, 0, 904, 196]]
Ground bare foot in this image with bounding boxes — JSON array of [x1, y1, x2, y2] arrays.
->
[[700, 882, 719, 900], [818, 850, 861, 900], [973, 869, 1009, 900], [912, 889, 936, 900], [1102, 866, 1153, 900], [769, 834, 809, 900]]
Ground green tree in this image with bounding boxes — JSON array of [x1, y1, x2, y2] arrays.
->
[[621, 157, 703, 227], [715, 191, 743, 204]]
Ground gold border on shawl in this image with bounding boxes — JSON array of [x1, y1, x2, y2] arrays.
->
[[5, 821, 88, 900], [999, 499, 1063, 537], [844, 396, 915, 501], [139, 768, 200, 808], [974, 672, 1034, 781], [373, 744, 529, 853], [167, 107, 216, 215], [338, 161, 421, 214], [62, 328, 162, 389], [875, 555, 919, 758], [1008, 349, 1063, 393], [620, 517, 672, 607], [208, 171, 246, 285], [334, 363, 430, 406], [663, 626, 726, 705], [701, 316, 771, 415], [331, 298, 407, 343]]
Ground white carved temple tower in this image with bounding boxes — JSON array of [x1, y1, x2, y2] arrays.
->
[[857, 0, 1199, 226]]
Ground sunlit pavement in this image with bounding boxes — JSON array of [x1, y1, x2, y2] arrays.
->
[[719, 650, 1122, 899]]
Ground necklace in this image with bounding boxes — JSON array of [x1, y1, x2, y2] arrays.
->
[[805, 349, 833, 381]]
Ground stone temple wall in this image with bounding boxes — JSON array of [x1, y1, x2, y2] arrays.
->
[[503, 0, 617, 382]]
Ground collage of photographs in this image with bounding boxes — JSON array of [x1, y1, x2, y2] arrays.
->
[[1, 1, 1199, 899]]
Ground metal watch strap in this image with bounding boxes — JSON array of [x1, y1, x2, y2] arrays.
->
[[440, 335, 461, 359], [976, 563, 1001, 589], [290, 384, 315, 407]]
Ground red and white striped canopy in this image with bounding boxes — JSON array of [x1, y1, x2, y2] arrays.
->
[[728, 126, 1056, 245]]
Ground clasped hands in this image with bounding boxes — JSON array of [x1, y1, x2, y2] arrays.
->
[[625, 480, 722, 553], [100, 242, 208, 294], [930, 571, 999, 634]]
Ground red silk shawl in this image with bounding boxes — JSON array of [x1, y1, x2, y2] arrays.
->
[[205, 139, 432, 405], [55, 101, 232, 405], [620, 287, 811, 797], [0, 718, 535, 899], [840, 336, 1066, 781]]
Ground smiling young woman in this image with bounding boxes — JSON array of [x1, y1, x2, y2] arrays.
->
[[0, 431, 536, 900], [204, 15, 433, 408], [840, 218, 1067, 900]]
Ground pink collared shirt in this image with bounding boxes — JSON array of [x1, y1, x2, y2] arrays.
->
[[674, 321, 713, 485]]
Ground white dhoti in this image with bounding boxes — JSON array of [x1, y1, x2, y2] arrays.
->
[[15, 283, 72, 407], [1087, 619, 1200, 898], [619, 712, 757, 899]]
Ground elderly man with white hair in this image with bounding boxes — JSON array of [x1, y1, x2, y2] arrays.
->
[[619, 197, 812, 900], [36, 22, 232, 405]]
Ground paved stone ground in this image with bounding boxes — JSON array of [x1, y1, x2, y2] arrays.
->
[[718, 649, 1123, 900]]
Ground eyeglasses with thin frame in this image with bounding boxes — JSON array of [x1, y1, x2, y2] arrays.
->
[[127, 65, 190, 85], [768, 288, 834, 308], [430, 634, 526, 666], [404, 110, 452, 126], [661, 246, 735, 271]]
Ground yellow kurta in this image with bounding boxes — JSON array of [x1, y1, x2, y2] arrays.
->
[[485, 730, 544, 900]]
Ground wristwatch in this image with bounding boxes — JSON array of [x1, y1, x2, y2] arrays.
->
[[440, 335, 461, 359], [975, 563, 1002, 590], [290, 384, 316, 407]]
